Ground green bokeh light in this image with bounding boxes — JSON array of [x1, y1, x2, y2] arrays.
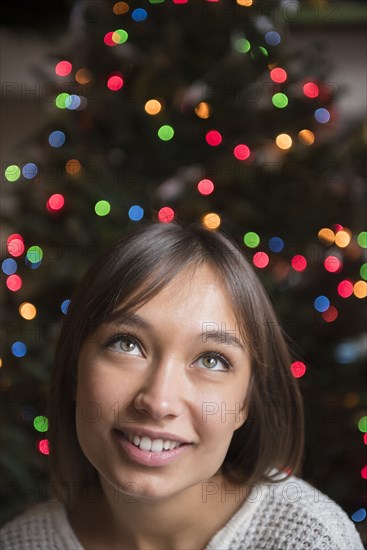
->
[[26, 246, 43, 264], [5, 165, 21, 182], [358, 416, 367, 433], [234, 38, 251, 53], [272, 93, 288, 108], [360, 263, 367, 280], [357, 231, 367, 248], [95, 200, 111, 216], [113, 29, 128, 44], [244, 232, 260, 248], [33, 415, 49, 433], [158, 125, 174, 141], [55, 93, 69, 109]]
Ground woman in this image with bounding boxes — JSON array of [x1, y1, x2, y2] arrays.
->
[[1, 220, 363, 549]]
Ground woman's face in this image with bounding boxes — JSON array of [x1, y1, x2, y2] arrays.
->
[[75, 263, 251, 501]]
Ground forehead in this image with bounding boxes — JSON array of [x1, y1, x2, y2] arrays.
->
[[131, 263, 238, 328]]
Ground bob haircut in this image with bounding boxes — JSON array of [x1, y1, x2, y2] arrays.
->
[[48, 219, 305, 503]]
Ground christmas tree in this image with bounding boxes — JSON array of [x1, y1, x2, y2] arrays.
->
[[1, 0, 366, 540]]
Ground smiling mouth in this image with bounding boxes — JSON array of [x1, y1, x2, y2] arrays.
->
[[120, 431, 186, 453]]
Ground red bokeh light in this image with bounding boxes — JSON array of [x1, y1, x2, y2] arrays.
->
[[233, 144, 250, 160], [291, 255, 307, 272], [206, 130, 222, 146], [55, 60, 72, 77], [290, 361, 306, 378], [158, 207, 175, 223], [6, 274, 22, 291], [197, 179, 214, 195], [337, 280, 353, 298], [303, 82, 319, 98], [253, 252, 269, 268], [270, 68, 287, 83]]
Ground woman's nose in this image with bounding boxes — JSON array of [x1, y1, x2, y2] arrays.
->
[[132, 358, 185, 420]]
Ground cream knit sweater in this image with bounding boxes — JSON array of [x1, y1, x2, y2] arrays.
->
[[0, 474, 364, 549]]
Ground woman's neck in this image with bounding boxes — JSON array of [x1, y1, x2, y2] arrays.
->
[[67, 474, 249, 550]]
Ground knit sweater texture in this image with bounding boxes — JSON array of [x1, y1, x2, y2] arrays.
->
[[0, 474, 364, 549]]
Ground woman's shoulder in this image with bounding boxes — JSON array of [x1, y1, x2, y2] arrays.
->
[[230, 473, 364, 550], [207, 472, 364, 550], [0, 500, 83, 550]]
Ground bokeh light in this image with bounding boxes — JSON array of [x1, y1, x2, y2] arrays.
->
[[244, 232, 260, 248], [253, 252, 269, 268], [268, 237, 284, 252], [4, 165, 21, 182], [144, 99, 162, 115], [315, 108, 330, 123], [95, 200, 111, 216], [337, 280, 353, 298], [158, 207, 175, 223], [303, 82, 319, 98], [158, 125, 175, 141], [47, 194, 65, 211], [276, 133, 292, 150], [55, 93, 69, 109], [298, 129, 315, 145], [107, 73, 124, 91], [270, 67, 287, 83], [265, 31, 281, 46], [352, 509, 367, 523], [22, 163, 38, 179], [75, 68, 92, 84], [357, 231, 367, 248], [361, 465, 367, 480], [33, 416, 49, 432], [65, 94, 81, 110], [353, 280, 367, 299], [291, 255, 307, 271], [272, 93, 288, 108], [322, 306, 338, 323], [6, 274, 22, 291], [206, 130, 222, 146], [26, 246, 43, 265], [197, 179, 214, 195], [290, 361, 306, 378], [318, 228, 335, 245], [335, 230, 351, 248], [48, 131, 66, 148], [236, 0, 253, 6], [195, 102, 211, 119], [128, 205, 144, 221], [19, 302, 37, 320], [38, 439, 50, 455], [132, 8, 148, 21], [358, 416, 367, 433], [65, 159, 81, 175], [11, 341, 27, 357], [104, 32, 116, 47], [61, 299, 71, 315], [360, 263, 367, 280], [8, 237, 25, 257], [314, 295, 330, 313], [55, 60, 72, 77], [324, 255, 342, 273], [113, 1, 129, 14], [202, 213, 221, 230], [234, 38, 251, 53], [2, 258, 17, 275], [112, 29, 128, 44], [233, 144, 250, 160]]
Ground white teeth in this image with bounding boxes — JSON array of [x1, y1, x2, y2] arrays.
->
[[125, 433, 181, 452]]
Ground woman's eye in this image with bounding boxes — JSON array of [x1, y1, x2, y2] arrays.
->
[[196, 352, 231, 372], [106, 335, 143, 356]]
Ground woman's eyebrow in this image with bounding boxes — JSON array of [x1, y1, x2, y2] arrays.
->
[[108, 311, 152, 331], [201, 330, 246, 353]]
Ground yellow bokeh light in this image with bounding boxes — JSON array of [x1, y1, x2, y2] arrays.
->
[[276, 133, 292, 150], [195, 102, 211, 119], [298, 129, 315, 145], [318, 228, 335, 245], [19, 302, 37, 320], [202, 213, 221, 230], [237, 0, 253, 6], [113, 1, 129, 15], [75, 68, 92, 84], [354, 280, 367, 299], [0, 358, 2, 368], [335, 230, 351, 248], [65, 159, 81, 176], [144, 99, 162, 115]]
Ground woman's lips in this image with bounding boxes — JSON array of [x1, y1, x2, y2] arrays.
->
[[113, 429, 192, 467]]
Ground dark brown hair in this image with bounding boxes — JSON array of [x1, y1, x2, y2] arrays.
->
[[48, 219, 304, 502]]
